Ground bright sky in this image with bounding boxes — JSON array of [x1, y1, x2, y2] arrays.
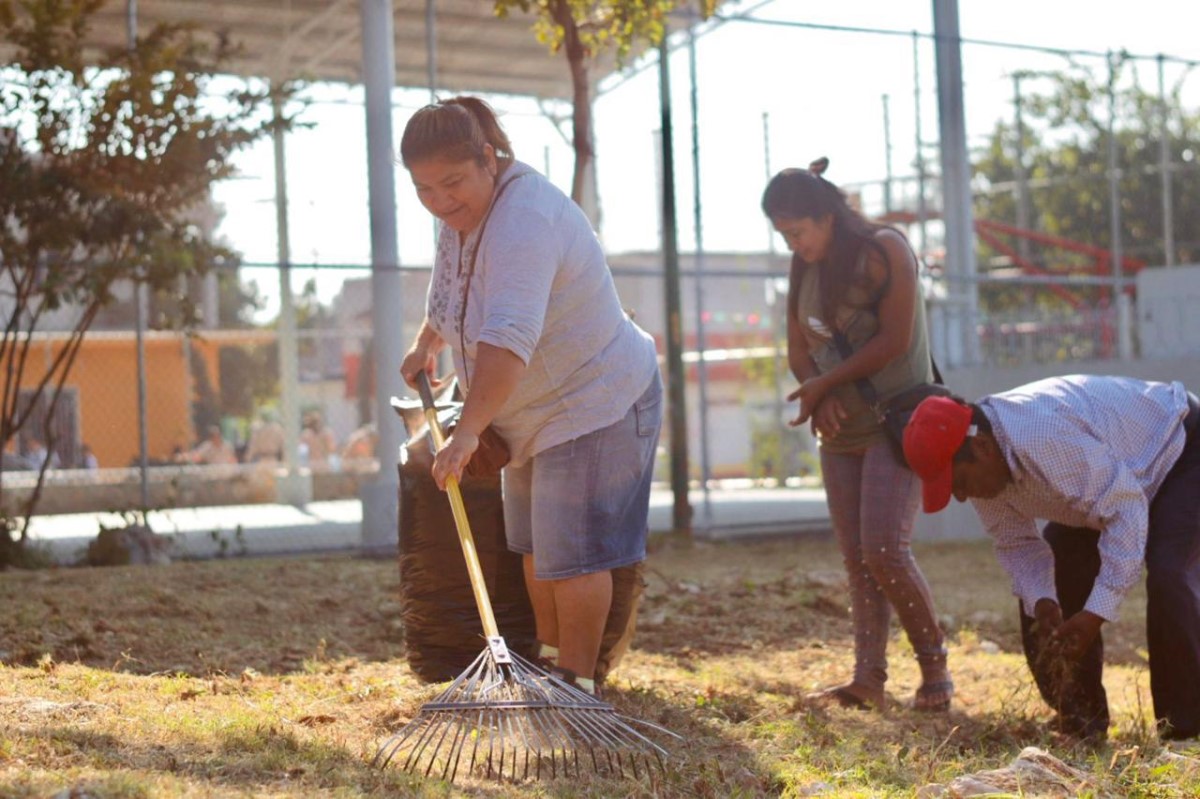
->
[[210, 0, 1200, 319]]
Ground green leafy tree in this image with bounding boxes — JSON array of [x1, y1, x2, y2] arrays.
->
[[974, 59, 1200, 319], [0, 0, 296, 560], [217, 278, 327, 434], [216, 343, 277, 421], [214, 271, 267, 329], [189, 348, 221, 447], [494, 0, 720, 214], [99, 202, 265, 331], [147, 260, 266, 333]]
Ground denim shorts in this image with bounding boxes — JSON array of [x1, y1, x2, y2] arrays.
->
[[503, 373, 663, 579]]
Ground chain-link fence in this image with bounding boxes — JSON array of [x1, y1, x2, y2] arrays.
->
[[624, 6, 1200, 369], [10, 5, 1200, 554], [8, 256, 1157, 525]]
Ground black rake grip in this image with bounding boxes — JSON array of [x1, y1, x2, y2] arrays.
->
[[415, 371, 437, 413]]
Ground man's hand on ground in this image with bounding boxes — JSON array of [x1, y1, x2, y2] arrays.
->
[[1051, 610, 1104, 661], [1032, 598, 1064, 653]]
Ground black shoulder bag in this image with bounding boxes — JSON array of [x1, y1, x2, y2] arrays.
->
[[831, 330, 951, 469]]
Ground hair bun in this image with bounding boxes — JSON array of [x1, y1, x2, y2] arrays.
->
[[808, 157, 829, 176]]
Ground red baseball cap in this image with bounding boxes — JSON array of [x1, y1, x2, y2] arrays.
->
[[902, 396, 974, 513]]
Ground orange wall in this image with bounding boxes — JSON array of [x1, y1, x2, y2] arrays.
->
[[7, 333, 248, 469]]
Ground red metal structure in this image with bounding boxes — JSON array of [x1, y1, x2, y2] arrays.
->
[[877, 210, 1148, 360], [973, 219, 1146, 307], [972, 219, 1147, 360]]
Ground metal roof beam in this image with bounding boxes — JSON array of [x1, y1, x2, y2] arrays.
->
[[264, 0, 355, 78], [0, 0, 607, 101]]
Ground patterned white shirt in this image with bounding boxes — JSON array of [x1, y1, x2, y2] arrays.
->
[[969, 375, 1191, 622], [425, 160, 659, 466]]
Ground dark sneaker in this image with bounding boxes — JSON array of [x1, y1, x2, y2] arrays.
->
[[548, 665, 603, 700], [1159, 722, 1198, 742]]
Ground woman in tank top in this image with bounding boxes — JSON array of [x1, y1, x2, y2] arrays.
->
[[761, 158, 953, 712]]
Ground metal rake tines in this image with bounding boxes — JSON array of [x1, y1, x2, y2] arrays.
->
[[373, 649, 674, 782]]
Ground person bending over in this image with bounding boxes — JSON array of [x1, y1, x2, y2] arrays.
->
[[904, 374, 1200, 741], [397, 96, 662, 696]]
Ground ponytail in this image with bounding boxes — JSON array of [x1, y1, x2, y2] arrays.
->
[[399, 95, 514, 168], [761, 158, 889, 326]]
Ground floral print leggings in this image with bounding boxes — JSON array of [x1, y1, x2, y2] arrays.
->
[[820, 441, 947, 692]]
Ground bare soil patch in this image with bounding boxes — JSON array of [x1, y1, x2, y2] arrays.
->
[[0, 535, 1194, 798]]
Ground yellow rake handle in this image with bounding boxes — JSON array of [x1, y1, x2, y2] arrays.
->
[[415, 372, 501, 640]]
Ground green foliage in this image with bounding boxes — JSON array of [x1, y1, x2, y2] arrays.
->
[[495, 0, 720, 63], [146, 265, 264, 332], [189, 348, 221, 438], [0, 514, 55, 568], [741, 353, 811, 483], [214, 270, 267, 329], [216, 344, 278, 422], [0, 0, 294, 541], [208, 524, 247, 559], [748, 422, 784, 482], [974, 59, 1200, 317], [491, 1, 722, 205]]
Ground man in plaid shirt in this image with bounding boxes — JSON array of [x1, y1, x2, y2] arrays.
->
[[902, 374, 1200, 742]]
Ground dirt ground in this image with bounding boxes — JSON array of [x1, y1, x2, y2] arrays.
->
[[0, 534, 1195, 798], [0, 533, 1149, 677]]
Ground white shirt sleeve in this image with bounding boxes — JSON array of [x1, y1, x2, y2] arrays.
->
[[1023, 435, 1148, 622], [974, 496, 1057, 617], [474, 203, 561, 366]]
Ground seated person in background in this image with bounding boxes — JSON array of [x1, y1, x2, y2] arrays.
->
[[244, 410, 285, 463], [187, 425, 237, 465], [79, 443, 99, 470], [300, 411, 337, 468], [341, 422, 378, 464], [26, 437, 60, 470]]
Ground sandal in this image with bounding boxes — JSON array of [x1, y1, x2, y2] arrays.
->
[[806, 683, 882, 710], [913, 680, 954, 713]]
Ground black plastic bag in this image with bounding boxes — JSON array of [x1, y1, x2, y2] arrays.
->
[[396, 413, 535, 683]]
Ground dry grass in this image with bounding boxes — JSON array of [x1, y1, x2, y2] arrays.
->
[[1, 534, 1197, 798]]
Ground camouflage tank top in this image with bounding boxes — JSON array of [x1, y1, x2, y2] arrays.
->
[[789, 231, 934, 454]]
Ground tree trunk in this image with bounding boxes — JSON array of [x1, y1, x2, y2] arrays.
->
[[549, 0, 596, 224]]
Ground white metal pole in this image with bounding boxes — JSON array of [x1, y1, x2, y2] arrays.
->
[[762, 111, 787, 483], [360, 0, 405, 552], [1107, 51, 1133, 360], [272, 89, 307, 505], [763, 111, 776, 259], [882, 94, 893, 214], [425, 0, 437, 102], [1012, 73, 1031, 263], [1158, 54, 1176, 268], [912, 31, 929, 261], [128, 0, 150, 509], [931, 0, 980, 366]]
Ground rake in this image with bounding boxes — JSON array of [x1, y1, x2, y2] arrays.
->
[[373, 372, 676, 783]]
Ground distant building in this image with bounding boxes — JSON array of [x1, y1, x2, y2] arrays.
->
[[328, 253, 815, 479]]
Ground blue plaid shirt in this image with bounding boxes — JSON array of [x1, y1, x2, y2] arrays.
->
[[970, 375, 1191, 622]]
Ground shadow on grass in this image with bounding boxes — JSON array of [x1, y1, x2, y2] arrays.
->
[[3, 669, 1175, 799], [3, 719, 494, 798], [366, 681, 783, 797]]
